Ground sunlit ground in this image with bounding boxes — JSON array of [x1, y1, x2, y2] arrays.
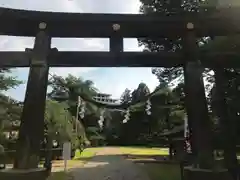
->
[[120, 147, 169, 156]]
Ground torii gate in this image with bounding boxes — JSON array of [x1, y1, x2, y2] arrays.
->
[[0, 6, 239, 180]]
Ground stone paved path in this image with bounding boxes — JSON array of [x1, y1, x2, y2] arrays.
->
[[70, 147, 150, 180]]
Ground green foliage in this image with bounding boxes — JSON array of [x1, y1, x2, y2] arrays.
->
[[48, 74, 102, 146], [139, 0, 219, 88], [0, 94, 22, 148], [120, 83, 151, 145], [139, 0, 216, 53], [44, 100, 74, 144], [48, 74, 99, 117], [86, 127, 106, 146], [131, 83, 150, 103], [0, 69, 22, 91], [0, 69, 22, 149], [120, 88, 132, 104]]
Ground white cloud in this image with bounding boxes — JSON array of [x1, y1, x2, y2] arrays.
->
[[1, 0, 141, 14], [51, 38, 108, 51], [49, 67, 98, 77], [124, 39, 144, 51], [0, 36, 34, 51], [1, 0, 82, 12]]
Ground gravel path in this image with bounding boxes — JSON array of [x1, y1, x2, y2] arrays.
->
[[70, 147, 150, 180]]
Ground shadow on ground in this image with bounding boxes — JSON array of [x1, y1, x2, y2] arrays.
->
[[75, 154, 178, 164], [69, 154, 151, 180]]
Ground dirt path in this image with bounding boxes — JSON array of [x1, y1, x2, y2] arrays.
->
[[70, 147, 150, 180]]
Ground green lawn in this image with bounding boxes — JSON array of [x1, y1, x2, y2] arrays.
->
[[120, 146, 169, 156], [73, 147, 99, 159], [46, 148, 99, 179], [38, 148, 97, 168]]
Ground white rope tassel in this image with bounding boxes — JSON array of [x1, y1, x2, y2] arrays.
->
[[123, 108, 130, 123], [79, 101, 86, 119], [98, 110, 105, 129], [145, 99, 151, 115]]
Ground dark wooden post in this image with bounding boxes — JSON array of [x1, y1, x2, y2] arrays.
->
[[14, 22, 51, 169], [183, 22, 214, 169], [214, 68, 239, 180], [110, 23, 123, 53]]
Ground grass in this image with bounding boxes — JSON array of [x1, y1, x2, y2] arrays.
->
[[46, 147, 100, 180], [140, 163, 181, 180], [51, 148, 98, 169], [36, 147, 99, 172], [73, 148, 99, 159], [120, 146, 169, 156]]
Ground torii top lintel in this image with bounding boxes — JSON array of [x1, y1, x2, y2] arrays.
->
[[0, 7, 240, 38]]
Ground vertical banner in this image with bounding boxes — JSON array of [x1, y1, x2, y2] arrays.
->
[[184, 116, 192, 153]]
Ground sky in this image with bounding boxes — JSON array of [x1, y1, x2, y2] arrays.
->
[[0, 0, 159, 101]]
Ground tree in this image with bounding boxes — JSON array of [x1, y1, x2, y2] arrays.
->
[[0, 69, 22, 91], [132, 84, 185, 148], [86, 127, 106, 146], [48, 74, 100, 146], [131, 83, 150, 103], [120, 83, 150, 145], [140, 0, 219, 88], [0, 69, 22, 148], [103, 110, 123, 145], [139, 0, 217, 52], [120, 88, 132, 104], [44, 100, 74, 146], [0, 94, 22, 149]]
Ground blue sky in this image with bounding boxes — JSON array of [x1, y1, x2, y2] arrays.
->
[[1, 0, 159, 101]]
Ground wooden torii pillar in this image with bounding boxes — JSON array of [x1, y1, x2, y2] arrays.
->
[[14, 23, 51, 170], [214, 67, 239, 180], [183, 22, 232, 180]]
